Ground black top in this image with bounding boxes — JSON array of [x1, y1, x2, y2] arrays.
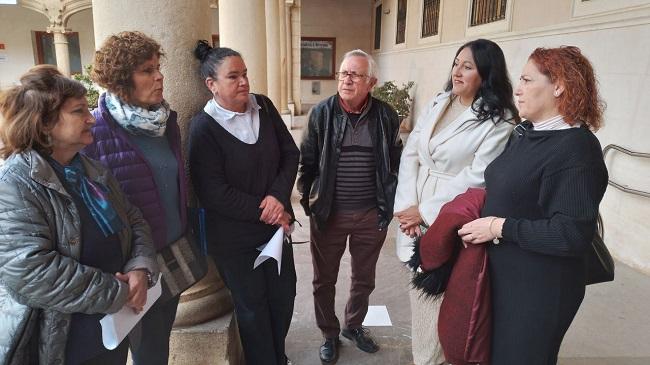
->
[[46, 156, 124, 364], [188, 94, 299, 256], [482, 125, 608, 364]]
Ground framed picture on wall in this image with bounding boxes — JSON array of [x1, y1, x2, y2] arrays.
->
[[301, 37, 336, 80]]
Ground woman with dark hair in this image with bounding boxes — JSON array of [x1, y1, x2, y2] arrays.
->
[[393, 38, 518, 364], [0, 65, 157, 365], [459, 46, 608, 364], [188, 40, 299, 365], [83, 31, 186, 364]]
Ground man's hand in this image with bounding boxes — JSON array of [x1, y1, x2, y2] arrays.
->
[[259, 195, 285, 225], [115, 270, 148, 314]]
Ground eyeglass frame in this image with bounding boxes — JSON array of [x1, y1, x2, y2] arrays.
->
[[335, 71, 371, 82]]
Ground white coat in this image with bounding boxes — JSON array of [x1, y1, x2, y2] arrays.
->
[[394, 91, 514, 262]]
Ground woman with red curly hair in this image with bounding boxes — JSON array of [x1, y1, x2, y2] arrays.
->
[[83, 31, 186, 365], [458, 46, 608, 364]]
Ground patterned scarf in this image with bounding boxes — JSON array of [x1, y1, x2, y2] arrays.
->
[[64, 156, 124, 237], [105, 92, 170, 137]]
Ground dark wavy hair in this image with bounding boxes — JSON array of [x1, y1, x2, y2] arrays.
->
[[193, 40, 242, 79], [444, 39, 519, 124], [0, 65, 87, 158]]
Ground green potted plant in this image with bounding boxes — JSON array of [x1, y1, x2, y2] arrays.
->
[[372, 80, 415, 131], [72, 64, 100, 109]]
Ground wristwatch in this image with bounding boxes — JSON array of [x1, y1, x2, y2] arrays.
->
[[137, 269, 156, 288], [145, 270, 155, 288]]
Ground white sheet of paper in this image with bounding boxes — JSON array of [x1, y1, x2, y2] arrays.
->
[[362, 305, 393, 326], [100, 275, 162, 350], [254, 227, 284, 274]]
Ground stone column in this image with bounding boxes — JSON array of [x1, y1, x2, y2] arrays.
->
[[48, 26, 71, 76], [278, 1, 289, 114], [219, 0, 268, 94], [20, 0, 92, 76], [92, 1, 238, 363], [290, 0, 301, 114], [265, 0, 281, 108]]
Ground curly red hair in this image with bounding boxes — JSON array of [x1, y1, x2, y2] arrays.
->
[[528, 46, 605, 131], [91, 31, 164, 103]]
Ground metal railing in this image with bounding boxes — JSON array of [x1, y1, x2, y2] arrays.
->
[[602, 144, 650, 198]]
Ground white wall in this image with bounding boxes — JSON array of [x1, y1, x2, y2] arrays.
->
[[374, 0, 650, 273], [0, 5, 47, 88], [300, 0, 372, 106], [0, 5, 94, 88]]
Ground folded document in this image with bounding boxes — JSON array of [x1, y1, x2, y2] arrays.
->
[[254, 227, 285, 274], [100, 276, 162, 349]]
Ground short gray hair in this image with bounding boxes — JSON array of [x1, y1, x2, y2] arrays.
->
[[341, 49, 377, 79]]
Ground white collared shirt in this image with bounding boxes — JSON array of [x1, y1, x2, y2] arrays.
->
[[532, 115, 581, 131], [204, 94, 261, 144]]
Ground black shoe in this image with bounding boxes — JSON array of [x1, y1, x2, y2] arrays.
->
[[319, 337, 340, 363], [341, 327, 379, 353]]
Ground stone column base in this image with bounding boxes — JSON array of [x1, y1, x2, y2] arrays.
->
[[173, 258, 233, 327], [169, 311, 242, 365]]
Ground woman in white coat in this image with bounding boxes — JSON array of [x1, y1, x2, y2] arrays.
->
[[394, 39, 519, 365]]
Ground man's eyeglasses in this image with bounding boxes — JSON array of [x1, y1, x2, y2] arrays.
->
[[335, 71, 368, 82]]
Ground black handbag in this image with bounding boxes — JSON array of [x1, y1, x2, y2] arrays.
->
[[156, 208, 209, 302], [585, 214, 615, 285]]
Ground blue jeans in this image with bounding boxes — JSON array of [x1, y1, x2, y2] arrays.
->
[[130, 295, 180, 365]]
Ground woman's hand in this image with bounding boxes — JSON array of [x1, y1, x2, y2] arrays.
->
[[404, 225, 422, 239], [394, 206, 424, 231], [259, 195, 285, 225], [458, 216, 505, 245], [115, 270, 148, 314], [277, 211, 293, 232]]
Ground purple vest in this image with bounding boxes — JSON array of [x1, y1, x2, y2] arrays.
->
[[83, 93, 188, 250]]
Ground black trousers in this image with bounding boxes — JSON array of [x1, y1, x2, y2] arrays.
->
[[212, 241, 296, 365], [78, 339, 128, 365], [130, 294, 180, 365]]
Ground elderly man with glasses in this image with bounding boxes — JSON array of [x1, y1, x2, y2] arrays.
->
[[298, 49, 402, 363]]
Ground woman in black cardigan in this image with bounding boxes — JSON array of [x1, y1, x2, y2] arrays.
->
[[188, 41, 299, 365], [458, 46, 608, 364]]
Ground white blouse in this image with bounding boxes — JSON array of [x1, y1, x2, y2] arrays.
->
[[532, 115, 581, 130], [204, 94, 261, 144]]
